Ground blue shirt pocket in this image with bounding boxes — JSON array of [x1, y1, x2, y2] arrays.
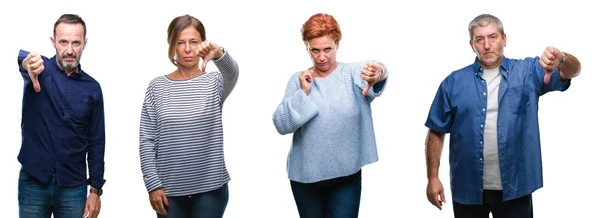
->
[[508, 85, 530, 114]]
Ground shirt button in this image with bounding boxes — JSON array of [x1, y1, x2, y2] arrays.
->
[[480, 141, 483, 144], [483, 92, 487, 96], [482, 108, 486, 111], [480, 124, 484, 128], [481, 80, 484, 82], [480, 158, 483, 161]]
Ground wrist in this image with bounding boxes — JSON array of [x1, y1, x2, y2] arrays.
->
[[213, 47, 225, 60], [90, 187, 103, 196], [379, 67, 387, 82]]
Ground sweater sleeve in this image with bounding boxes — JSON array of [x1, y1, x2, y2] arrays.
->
[[139, 79, 163, 192], [214, 49, 239, 102], [272, 72, 319, 135]]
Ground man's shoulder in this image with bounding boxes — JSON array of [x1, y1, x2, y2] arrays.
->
[[78, 71, 103, 91]]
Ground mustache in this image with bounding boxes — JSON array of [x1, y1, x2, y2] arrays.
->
[[62, 54, 77, 58]]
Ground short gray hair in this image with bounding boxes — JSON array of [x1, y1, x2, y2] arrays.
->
[[468, 14, 504, 40]]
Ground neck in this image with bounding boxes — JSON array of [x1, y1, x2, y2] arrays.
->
[[314, 61, 339, 78], [172, 64, 203, 80]]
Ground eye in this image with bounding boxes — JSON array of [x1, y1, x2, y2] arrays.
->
[[325, 48, 331, 52], [474, 38, 483, 44], [490, 35, 498, 40], [73, 41, 81, 46], [177, 41, 184, 45], [311, 49, 319, 53]]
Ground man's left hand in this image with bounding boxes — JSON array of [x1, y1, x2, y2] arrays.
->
[[83, 192, 101, 218]]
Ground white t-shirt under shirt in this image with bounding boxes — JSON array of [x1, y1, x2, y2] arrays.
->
[[482, 68, 503, 190]]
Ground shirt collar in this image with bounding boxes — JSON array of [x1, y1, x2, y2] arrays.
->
[[472, 56, 511, 79], [49, 55, 82, 78]]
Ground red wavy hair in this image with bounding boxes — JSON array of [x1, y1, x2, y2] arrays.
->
[[301, 13, 342, 43]]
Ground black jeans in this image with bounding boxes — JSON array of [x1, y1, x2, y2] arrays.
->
[[453, 190, 533, 218]]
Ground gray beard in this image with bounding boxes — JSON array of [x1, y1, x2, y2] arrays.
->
[[60, 60, 78, 72]]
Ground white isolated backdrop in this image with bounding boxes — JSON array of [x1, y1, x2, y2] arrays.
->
[[0, 0, 597, 217]]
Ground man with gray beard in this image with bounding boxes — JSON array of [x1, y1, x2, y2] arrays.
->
[[17, 14, 105, 218]]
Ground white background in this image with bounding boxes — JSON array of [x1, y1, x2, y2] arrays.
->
[[1, 0, 597, 217]]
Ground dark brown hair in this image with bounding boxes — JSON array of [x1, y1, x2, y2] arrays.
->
[[167, 14, 206, 66], [54, 14, 86, 38]]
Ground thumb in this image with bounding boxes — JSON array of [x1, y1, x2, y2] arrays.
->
[[362, 83, 372, 96], [201, 57, 210, 73], [543, 71, 552, 84], [29, 72, 41, 92]]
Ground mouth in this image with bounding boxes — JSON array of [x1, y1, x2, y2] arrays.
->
[[183, 56, 194, 61]]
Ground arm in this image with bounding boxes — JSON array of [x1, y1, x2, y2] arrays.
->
[[139, 83, 162, 192], [426, 129, 445, 180], [87, 88, 106, 189], [423, 78, 453, 210], [539, 47, 581, 84], [425, 129, 446, 210], [84, 88, 106, 218], [558, 52, 581, 80], [272, 73, 319, 135], [138, 88, 169, 216], [213, 48, 239, 101]]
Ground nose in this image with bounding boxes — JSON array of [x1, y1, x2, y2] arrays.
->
[[318, 52, 327, 61], [185, 43, 191, 53], [66, 44, 75, 54], [483, 38, 492, 50]]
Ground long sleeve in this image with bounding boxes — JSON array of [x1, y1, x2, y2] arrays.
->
[[272, 72, 319, 135], [214, 50, 239, 102], [139, 81, 162, 192], [349, 60, 388, 102], [87, 87, 106, 188]]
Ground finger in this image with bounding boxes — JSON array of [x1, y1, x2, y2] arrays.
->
[[440, 190, 446, 203], [433, 193, 442, 210], [162, 193, 169, 207], [305, 73, 312, 83], [157, 201, 167, 215], [544, 72, 552, 84], [201, 57, 210, 73], [202, 41, 211, 52], [83, 204, 89, 218], [362, 84, 372, 96], [29, 72, 41, 92]]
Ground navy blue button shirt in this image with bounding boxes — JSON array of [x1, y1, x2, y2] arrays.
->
[[425, 56, 570, 204], [17, 50, 106, 188]]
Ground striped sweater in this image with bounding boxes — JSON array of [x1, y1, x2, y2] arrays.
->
[[139, 51, 238, 196]]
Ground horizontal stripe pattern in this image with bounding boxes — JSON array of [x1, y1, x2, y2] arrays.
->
[[140, 51, 238, 196]]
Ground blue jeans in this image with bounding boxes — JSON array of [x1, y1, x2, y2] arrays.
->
[[290, 170, 362, 218], [157, 183, 229, 218], [18, 168, 87, 218], [452, 190, 533, 218]]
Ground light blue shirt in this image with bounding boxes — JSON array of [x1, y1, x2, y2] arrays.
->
[[425, 57, 570, 204], [273, 61, 387, 183]]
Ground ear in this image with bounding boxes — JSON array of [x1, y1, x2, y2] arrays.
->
[[50, 36, 56, 48], [84, 37, 88, 48], [469, 40, 476, 53], [501, 34, 507, 47]]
